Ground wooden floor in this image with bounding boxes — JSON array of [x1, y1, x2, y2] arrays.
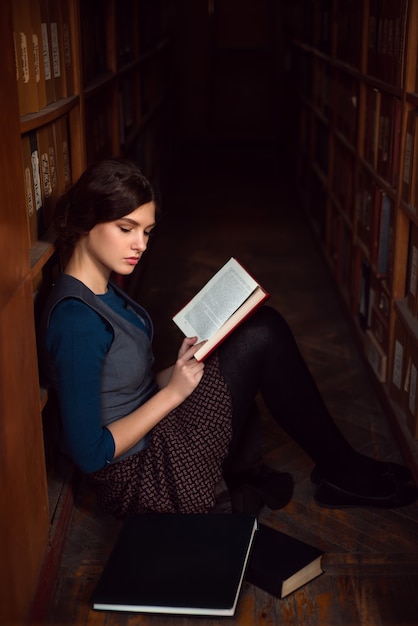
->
[[40, 142, 418, 626]]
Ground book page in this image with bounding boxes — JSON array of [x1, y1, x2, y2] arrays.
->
[[173, 258, 258, 341]]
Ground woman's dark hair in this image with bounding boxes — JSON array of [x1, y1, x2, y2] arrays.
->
[[54, 158, 156, 264]]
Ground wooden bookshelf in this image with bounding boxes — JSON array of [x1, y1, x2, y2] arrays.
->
[[1, 0, 178, 623], [284, 0, 418, 476]]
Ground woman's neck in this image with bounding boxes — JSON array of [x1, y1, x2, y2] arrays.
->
[[64, 252, 110, 295]]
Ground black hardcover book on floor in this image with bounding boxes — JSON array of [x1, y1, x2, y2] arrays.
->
[[245, 523, 324, 598], [92, 513, 258, 617]]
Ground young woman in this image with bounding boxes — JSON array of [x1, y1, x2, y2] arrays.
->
[[39, 158, 417, 518]]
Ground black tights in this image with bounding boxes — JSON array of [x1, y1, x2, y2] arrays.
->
[[218, 306, 358, 482]]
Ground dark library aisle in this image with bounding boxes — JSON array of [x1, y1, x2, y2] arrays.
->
[[42, 142, 418, 626]]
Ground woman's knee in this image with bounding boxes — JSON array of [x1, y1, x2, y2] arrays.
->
[[244, 305, 294, 344], [219, 305, 294, 364]]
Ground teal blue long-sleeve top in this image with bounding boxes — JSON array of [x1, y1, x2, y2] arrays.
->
[[45, 283, 157, 473]]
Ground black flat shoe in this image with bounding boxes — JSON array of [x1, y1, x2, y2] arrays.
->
[[314, 479, 418, 509], [229, 483, 265, 515], [311, 458, 412, 486], [228, 465, 294, 514], [243, 466, 294, 511]]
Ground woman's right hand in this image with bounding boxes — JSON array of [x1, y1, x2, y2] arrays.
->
[[166, 338, 205, 403]]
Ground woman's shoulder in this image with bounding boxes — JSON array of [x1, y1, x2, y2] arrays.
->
[[50, 273, 97, 302], [50, 297, 112, 340], [46, 274, 113, 338], [45, 274, 109, 323]]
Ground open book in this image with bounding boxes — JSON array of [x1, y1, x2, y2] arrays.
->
[[172, 257, 269, 361]]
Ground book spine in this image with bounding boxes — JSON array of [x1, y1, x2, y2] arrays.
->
[[30, 0, 47, 110], [48, 0, 66, 100], [21, 133, 37, 246], [12, 0, 40, 115], [39, 0, 55, 104], [28, 129, 44, 236]]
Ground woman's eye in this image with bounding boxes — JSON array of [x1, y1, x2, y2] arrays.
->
[[119, 226, 131, 233]]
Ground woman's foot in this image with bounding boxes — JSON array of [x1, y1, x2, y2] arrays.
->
[[228, 465, 294, 514], [311, 455, 413, 486], [311, 454, 417, 509], [228, 483, 264, 515], [314, 477, 418, 509]]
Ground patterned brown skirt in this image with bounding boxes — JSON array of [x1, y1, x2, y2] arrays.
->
[[88, 354, 233, 518]]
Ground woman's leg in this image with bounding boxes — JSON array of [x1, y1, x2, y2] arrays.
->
[[219, 306, 354, 472], [218, 306, 416, 506]]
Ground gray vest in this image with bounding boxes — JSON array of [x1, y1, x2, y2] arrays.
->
[[39, 274, 158, 461]]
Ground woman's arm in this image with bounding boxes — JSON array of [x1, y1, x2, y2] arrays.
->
[[47, 300, 116, 473], [108, 336, 205, 458], [155, 366, 174, 389], [48, 301, 205, 469]]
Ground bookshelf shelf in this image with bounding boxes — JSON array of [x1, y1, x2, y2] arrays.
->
[[20, 96, 80, 134], [29, 228, 56, 277]]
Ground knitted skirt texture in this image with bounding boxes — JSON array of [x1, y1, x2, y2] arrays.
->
[[88, 354, 233, 518]]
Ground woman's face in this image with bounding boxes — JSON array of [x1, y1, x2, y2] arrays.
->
[[85, 201, 156, 276]]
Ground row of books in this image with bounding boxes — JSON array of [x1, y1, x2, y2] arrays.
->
[[22, 115, 72, 245], [313, 117, 329, 176], [313, 60, 332, 121], [334, 71, 358, 147], [356, 173, 394, 281], [138, 0, 176, 54], [115, 0, 138, 69], [308, 172, 328, 242], [313, 0, 332, 56], [367, 0, 409, 88], [329, 209, 355, 303], [328, 202, 390, 384], [304, 64, 359, 146], [84, 72, 142, 165], [79, 0, 109, 88], [122, 98, 175, 182], [406, 221, 418, 317], [13, 0, 74, 116], [139, 50, 171, 119], [335, 0, 363, 69], [119, 75, 138, 149], [363, 87, 402, 190], [84, 91, 114, 167], [315, 72, 402, 190], [294, 99, 310, 158], [289, 0, 409, 88], [332, 139, 355, 223], [401, 108, 418, 210], [80, 0, 142, 88], [314, 77, 402, 192], [328, 180, 394, 386], [390, 310, 418, 439], [13, 0, 175, 116], [354, 207, 418, 420], [361, 255, 392, 382]]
